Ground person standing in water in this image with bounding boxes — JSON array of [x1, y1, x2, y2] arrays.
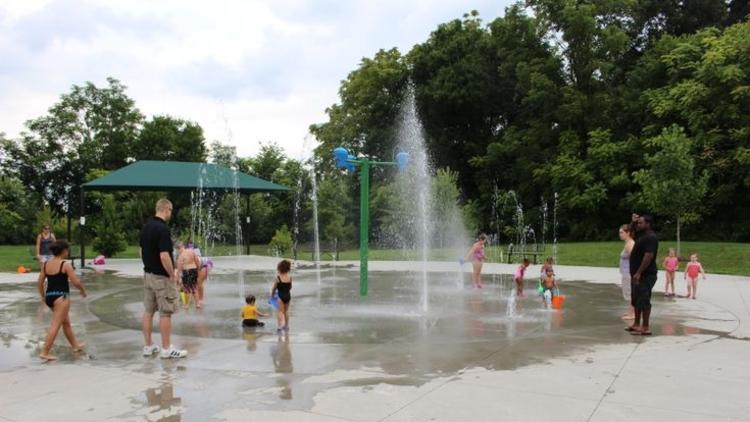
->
[[619, 224, 635, 319], [270, 259, 293, 332], [465, 234, 487, 289], [140, 198, 187, 359], [176, 242, 201, 309], [626, 214, 659, 336], [36, 240, 87, 361]]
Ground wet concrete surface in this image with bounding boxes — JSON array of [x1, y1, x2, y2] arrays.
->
[[0, 268, 735, 421]]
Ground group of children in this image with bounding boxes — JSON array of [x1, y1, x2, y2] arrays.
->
[[662, 249, 707, 299], [513, 257, 559, 308]]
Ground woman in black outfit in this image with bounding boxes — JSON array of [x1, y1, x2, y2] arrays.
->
[[271, 260, 293, 332]]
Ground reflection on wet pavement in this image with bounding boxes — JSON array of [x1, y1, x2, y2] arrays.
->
[[0, 268, 734, 419]]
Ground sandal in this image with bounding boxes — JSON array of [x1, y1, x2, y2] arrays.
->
[[631, 330, 652, 336], [624, 326, 640, 332]]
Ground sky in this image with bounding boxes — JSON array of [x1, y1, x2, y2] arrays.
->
[[0, 0, 514, 159]]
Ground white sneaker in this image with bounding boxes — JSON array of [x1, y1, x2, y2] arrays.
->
[[160, 345, 187, 359], [142, 344, 160, 356]]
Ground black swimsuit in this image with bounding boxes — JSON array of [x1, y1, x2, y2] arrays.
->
[[276, 276, 292, 304], [44, 261, 69, 308]]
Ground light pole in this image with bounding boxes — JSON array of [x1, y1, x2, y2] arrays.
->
[[333, 147, 409, 296]]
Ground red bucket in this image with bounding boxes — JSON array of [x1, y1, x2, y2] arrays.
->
[[551, 295, 565, 309]]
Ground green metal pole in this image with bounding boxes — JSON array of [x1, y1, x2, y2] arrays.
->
[[359, 159, 370, 296]]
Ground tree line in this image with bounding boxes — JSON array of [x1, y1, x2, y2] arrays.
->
[[2, 1, 749, 256], [312, 1, 750, 242], [0, 77, 311, 254]]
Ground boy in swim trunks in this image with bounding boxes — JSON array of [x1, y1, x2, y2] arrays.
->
[[176, 242, 201, 309]]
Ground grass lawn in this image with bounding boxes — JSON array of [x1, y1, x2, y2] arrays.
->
[[2, 241, 748, 276]]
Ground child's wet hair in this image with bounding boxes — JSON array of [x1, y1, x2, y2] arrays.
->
[[522, 258, 530, 265], [277, 259, 291, 273], [245, 295, 256, 304]]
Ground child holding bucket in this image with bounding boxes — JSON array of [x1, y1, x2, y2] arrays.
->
[[270, 259, 293, 332], [514, 258, 530, 297], [541, 267, 557, 308]]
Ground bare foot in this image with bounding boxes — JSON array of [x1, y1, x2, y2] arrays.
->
[[621, 314, 635, 320], [72, 343, 86, 352], [39, 353, 58, 361]]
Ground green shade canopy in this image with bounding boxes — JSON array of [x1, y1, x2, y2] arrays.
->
[[82, 160, 290, 192]]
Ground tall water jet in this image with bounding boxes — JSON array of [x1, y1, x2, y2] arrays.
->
[[552, 192, 559, 263], [292, 175, 303, 262], [309, 165, 322, 286], [395, 84, 434, 313]]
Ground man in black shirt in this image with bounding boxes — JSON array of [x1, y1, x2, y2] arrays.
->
[[140, 198, 187, 359], [626, 214, 659, 336]]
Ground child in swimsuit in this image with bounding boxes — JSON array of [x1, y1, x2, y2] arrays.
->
[[514, 258, 530, 297], [539, 256, 554, 287], [35, 240, 87, 361], [271, 259, 293, 332], [241, 295, 268, 327], [176, 242, 201, 309], [464, 234, 487, 288], [541, 268, 557, 308], [684, 253, 706, 299], [662, 248, 679, 297]]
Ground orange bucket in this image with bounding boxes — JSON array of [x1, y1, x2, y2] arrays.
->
[[551, 295, 565, 309]]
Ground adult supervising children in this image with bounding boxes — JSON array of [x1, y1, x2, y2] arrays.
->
[[140, 198, 187, 359], [626, 214, 659, 336]]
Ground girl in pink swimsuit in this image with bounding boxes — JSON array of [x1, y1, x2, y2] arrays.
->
[[684, 253, 706, 299], [662, 248, 679, 297], [465, 234, 488, 288]]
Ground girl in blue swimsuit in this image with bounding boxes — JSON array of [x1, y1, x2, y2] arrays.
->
[[36, 240, 88, 361]]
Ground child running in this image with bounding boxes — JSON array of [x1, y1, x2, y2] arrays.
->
[[684, 253, 706, 299], [541, 267, 557, 308], [36, 240, 87, 361], [241, 295, 268, 327], [176, 242, 201, 309], [662, 248, 679, 297], [270, 259, 293, 332], [514, 258, 530, 297]]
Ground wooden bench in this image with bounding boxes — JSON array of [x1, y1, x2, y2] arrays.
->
[[506, 244, 548, 265]]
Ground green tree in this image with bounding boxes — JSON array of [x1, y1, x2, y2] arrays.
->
[[134, 115, 207, 162], [92, 195, 128, 257], [269, 225, 293, 256], [311, 48, 409, 169], [431, 168, 465, 247], [316, 173, 355, 258], [0, 176, 39, 244], [209, 141, 238, 168], [633, 125, 708, 255], [1, 78, 143, 216]]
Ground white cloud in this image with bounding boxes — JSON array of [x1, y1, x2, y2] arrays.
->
[[0, 0, 513, 159]]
